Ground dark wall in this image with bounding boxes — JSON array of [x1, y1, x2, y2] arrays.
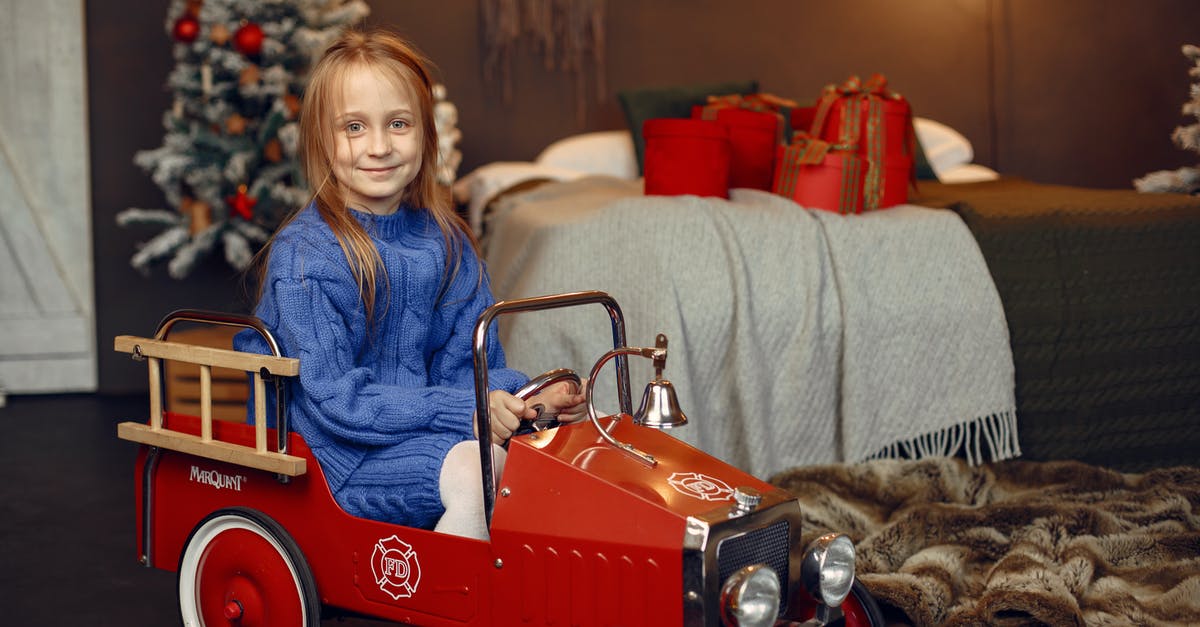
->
[[88, 0, 1200, 393]]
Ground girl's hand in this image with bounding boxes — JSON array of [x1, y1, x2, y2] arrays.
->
[[477, 389, 533, 445], [526, 378, 589, 424]]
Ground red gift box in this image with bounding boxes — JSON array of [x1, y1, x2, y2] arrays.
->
[[772, 136, 866, 214], [798, 74, 918, 210], [702, 92, 801, 134], [878, 156, 913, 208], [691, 104, 782, 191], [790, 106, 817, 137], [643, 118, 731, 198], [690, 93, 801, 191], [808, 74, 915, 159]]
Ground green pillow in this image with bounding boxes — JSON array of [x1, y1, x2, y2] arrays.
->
[[619, 80, 759, 175], [913, 133, 938, 181]]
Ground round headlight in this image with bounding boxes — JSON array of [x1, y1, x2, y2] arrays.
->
[[719, 564, 781, 627], [801, 533, 856, 608]]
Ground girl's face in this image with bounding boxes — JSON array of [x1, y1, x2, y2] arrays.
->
[[331, 63, 423, 215]]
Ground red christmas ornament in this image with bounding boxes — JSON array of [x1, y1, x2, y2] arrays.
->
[[233, 22, 265, 57], [226, 184, 258, 220], [172, 15, 200, 43]]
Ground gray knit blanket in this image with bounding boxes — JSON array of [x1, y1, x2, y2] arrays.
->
[[484, 176, 1018, 478]]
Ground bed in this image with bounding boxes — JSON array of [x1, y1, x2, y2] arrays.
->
[[458, 119, 1200, 473], [457, 119, 1017, 475], [456, 117, 1200, 624]]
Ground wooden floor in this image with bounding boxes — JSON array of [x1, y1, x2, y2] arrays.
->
[[0, 393, 385, 626]]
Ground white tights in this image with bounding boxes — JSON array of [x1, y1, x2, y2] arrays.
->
[[434, 440, 506, 540]]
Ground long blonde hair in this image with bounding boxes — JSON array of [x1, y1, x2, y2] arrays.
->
[[254, 28, 477, 325]]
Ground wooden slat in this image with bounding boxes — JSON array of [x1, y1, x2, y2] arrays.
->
[[117, 422, 306, 476], [148, 357, 162, 430], [114, 335, 298, 376], [253, 372, 267, 453], [200, 365, 212, 442]]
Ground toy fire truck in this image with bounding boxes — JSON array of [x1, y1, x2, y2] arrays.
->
[[116, 291, 883, 626]]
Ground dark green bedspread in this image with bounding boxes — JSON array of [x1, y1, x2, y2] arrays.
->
[[914, 179, 1200, 471]]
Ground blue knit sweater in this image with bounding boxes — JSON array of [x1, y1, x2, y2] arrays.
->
[[235, 202, 526, 527]]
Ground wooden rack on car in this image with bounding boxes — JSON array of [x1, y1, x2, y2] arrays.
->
[[115, 311, 306, 476]]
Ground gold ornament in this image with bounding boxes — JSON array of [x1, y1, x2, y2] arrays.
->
[[210, 23, 231, 46], [263, 138, 283, 163], [187, 200, 212, 235], [225, 113, 247, 135], [239, 64, 260, 86], [282, 93, 301, 119]]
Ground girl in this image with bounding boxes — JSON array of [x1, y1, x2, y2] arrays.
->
[[236, 29, 584, 540]]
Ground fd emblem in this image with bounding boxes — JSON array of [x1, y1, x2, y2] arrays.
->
[[668, 472, 734, 501], [371, 535, 421, 600]]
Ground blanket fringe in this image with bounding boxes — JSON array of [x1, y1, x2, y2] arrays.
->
[[866, 410, 1022, 465]]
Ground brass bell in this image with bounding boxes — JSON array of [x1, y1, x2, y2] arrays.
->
[[632, 334, 688, 429]]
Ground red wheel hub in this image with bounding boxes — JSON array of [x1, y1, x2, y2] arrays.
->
[[195, 528, 304, 626], [793, 592, 874, 626], [840, 595, 872, 626]]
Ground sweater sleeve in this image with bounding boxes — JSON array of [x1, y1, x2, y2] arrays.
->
[[270, 276, 480, 446], [428, 250, 528, 395]]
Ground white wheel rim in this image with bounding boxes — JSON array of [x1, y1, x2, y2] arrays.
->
[[178, 513, 307, 626]]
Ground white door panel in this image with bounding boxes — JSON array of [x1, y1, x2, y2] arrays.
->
[[0, 0, 96, 399]]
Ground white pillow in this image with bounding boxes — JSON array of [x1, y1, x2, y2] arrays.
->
[[937, 163, 999, 184], [454, 161, 587, 237], [913, 117, 974, 178], [535, 130, 638, 180]]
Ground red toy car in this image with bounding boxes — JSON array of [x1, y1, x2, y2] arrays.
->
[[116, 291, 884, 626]]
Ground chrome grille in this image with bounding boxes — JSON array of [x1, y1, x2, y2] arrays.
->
[[715, 520, 790, 612]]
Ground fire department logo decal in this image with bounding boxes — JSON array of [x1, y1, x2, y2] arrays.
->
[[371, 535, 421, 600], [668, 472, 734, 501]]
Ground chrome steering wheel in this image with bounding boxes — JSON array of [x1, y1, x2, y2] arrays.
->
[[511, 368, 581, 437]]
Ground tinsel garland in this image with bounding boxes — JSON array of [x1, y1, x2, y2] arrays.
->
[[481, 0, 606, 123]]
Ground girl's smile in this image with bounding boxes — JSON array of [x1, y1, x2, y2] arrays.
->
[[332, 63, 423, 215], [362, 165, 400, 177]]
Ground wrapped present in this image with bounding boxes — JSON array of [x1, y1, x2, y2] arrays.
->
[[691, 106, 781, 190], [790, 106, 817, 137], [691, 93, 801, 191], [772, 134, 866, 214], [806, 74, 917, 210], [809, 74, 915, 157], [877, 156, 914, 207], [643, 118, 731, 198], [703, 92, 801, 135]]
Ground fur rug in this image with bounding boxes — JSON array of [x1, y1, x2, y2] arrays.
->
[[769, 459, 1200, 626]]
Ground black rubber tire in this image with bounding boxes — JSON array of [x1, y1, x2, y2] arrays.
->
[[848, 579, 887, 626]]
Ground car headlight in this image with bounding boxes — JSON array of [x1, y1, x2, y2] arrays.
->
[[720, 564, 780, 627], [801, 533, 856, 608]]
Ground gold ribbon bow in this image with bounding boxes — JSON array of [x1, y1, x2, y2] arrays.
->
[[808, 74, 916, 211], [701, 93, 800, 143]]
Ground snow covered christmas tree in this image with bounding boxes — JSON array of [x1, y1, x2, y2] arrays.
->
[[1135, 44, 1200, 194], [119, 0, 369, 278]]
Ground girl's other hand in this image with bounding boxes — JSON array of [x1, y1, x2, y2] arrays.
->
[[527, 378, 589, 424]]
